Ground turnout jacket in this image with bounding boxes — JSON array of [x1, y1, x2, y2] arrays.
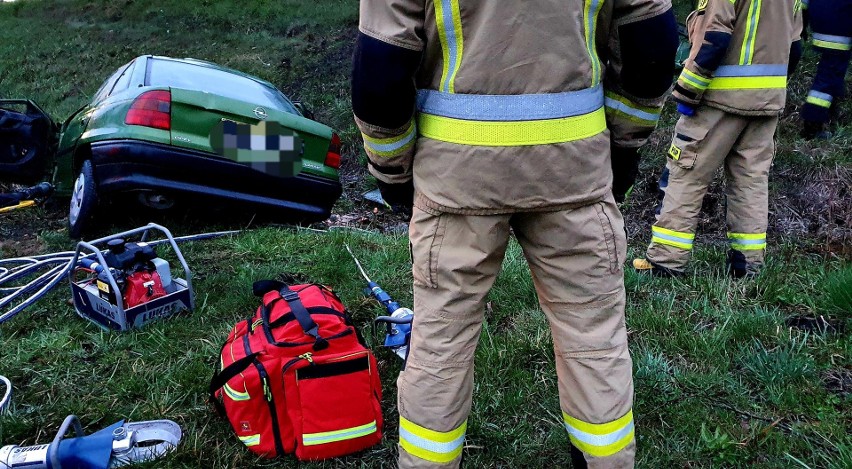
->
[[352, 0, 678, 213], [674, 0, 804, 116]]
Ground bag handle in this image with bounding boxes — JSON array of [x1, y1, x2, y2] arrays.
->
[[253, 280, 329, 351], [209, 352, 260, 416]]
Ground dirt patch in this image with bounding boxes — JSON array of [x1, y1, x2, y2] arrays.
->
[[823, 368, 852, 397], [785, 314, 844, 335]]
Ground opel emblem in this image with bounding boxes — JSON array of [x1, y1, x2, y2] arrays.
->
[[253, 107, 268, 120]]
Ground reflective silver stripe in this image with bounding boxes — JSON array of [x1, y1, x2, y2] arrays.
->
[[808, 90, 833, 102], [653, 232, 693, 246], [714, 64, 787, 77], [363, 125, 417, 154], [416, 85, 604, 122], [729, 238, 765, 245], [813, 33, 852, 45], [564, 420, 635, 448], [604, 97, 660, 123], [399, 426, 465, 454]]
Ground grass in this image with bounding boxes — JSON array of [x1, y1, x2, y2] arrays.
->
[[1, 0, 851, 468]]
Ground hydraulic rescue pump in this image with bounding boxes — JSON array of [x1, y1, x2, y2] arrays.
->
[[70, 224, 195, 331]]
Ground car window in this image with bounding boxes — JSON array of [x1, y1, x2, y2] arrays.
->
[[109, 61, 135, 96], [92, 62, 132, 103], [147, 59, 298, 114]]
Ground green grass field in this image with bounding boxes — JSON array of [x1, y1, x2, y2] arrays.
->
[[1, 1, 850, 468]]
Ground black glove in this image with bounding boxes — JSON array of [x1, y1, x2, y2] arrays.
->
[[376, 179, 414, 217], [611, 146, 642, 203]]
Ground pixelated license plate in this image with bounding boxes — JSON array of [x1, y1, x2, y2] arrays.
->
[[209, 120, 304, 178]]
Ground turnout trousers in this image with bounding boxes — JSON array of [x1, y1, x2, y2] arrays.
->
[[646, 106, 778, 271], [398, 196, 634, 469], [801, 0, 852, 125]]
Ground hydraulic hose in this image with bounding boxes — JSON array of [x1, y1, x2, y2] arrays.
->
[[0, 229, 239, 325]]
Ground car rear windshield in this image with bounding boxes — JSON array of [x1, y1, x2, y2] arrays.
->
[[147, 59, 298, 114]]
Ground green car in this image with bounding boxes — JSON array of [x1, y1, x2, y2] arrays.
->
[[0, 55, 343, 237]]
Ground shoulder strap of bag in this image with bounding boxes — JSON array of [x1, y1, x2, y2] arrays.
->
[[209, 352, 260, 416]]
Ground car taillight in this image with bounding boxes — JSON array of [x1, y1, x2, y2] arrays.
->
[[324, 133, 342, 169], [125, 90, 171, 130]]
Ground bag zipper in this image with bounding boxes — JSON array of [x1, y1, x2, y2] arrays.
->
[[253, 359, 286, 456], [268, 328, 354, 348]]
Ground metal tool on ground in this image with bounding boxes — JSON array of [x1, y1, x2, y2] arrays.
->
[[70, 224, 194, 331], [0, 415, 182, 469], [344, 244, 413, 362], [0, 225, 238, 324]]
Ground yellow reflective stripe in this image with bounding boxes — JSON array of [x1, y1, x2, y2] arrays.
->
[[740, 0, 762, 65], [239, 434, 260, 447], [680, 68, 711, 90], [417, 107, 606, 147], [434, 0, 464, 93], [447, 0, 464, 92], [224, 383, 250, 401], [727, 232, 766, 240], [604, 91, 661, 126], [728, 232, 766, 251], [303, 420, 377, 446], [813, 39, 852, 51], [806, 96, 832, 108], [584, 0, 605, 85], [653, 226, 695, 240], [652, 226, 695, 251], [707, 76, 787, 90], [563, 410, 635, 458], [399, 417, 466, 464], [362, 120, 417, 158], [731, 242, 767, 251]]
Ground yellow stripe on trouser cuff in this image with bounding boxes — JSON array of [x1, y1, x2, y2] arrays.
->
[[728, 232, 767, 251], [239, 434, 261, 447], [652, 226, 695, 250], [224, 383, 250, 401], [417, 107, 606, 147], [707, 76, 787, 90], [399, 417, 466, 464], [362, 121, 417, 158], [303, 420, 377, 446], [563, 410, 635, 458]]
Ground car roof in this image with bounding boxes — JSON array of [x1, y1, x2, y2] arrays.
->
[[139, 55, 279, 90]]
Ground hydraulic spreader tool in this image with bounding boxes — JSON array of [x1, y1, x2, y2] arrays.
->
[[0, 415, 181, 469]]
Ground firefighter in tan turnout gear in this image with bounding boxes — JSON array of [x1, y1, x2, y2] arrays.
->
[[352, 0, 678, 467], [634, 0, 804, 278]]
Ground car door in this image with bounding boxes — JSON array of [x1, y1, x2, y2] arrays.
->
[[0, 99, 57, 185]]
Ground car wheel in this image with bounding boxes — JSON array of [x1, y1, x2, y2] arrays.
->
[[68, 160, 98, 239]]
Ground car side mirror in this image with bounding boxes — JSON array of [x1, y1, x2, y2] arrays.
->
[[293, 101, 315, 120]]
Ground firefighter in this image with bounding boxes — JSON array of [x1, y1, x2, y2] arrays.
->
[[633, 0, 803, 279], [352, 1, 678, 467], [800, 0, 852, 139]]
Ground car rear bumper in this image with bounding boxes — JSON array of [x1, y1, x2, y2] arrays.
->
[[89, 139, 342, 221]]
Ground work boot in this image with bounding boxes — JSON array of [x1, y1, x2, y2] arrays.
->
[[726, 249, 759, 279], [801, 121, 831, 140], [632, 258, 684, 278]]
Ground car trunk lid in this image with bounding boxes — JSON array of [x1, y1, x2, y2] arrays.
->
[[168, 88, 337, 179]]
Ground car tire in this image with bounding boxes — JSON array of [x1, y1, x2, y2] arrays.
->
[[68, 160, 98, 239]]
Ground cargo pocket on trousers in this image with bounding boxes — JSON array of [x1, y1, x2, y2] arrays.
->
[[667, 116, 709, 170], [410, 207, 447, 288], [594, 203, 623, 274]]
